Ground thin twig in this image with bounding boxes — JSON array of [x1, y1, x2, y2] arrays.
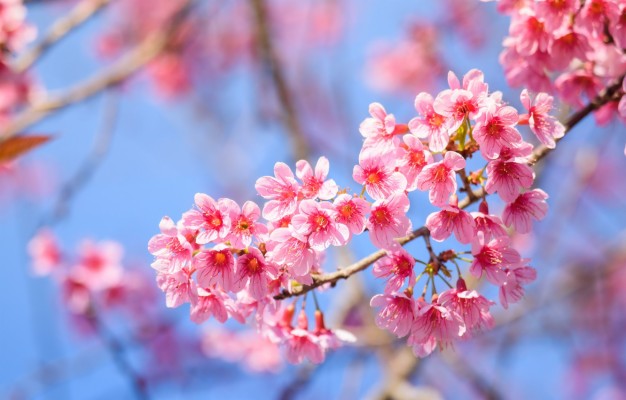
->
[[46, 91, 118, 226], [87, 311, 148, 400], [274, 75, 624, 301], [0, 0, 195, 143], [367, 347, 421, 400], [457, 168, 477, 202], [249, 0, 310, 161], [13, 0, 112, 73]]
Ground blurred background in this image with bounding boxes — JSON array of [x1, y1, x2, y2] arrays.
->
[[1, 0, 626, 399]]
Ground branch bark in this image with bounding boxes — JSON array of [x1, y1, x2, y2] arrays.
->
[[0, 0, 195, 143], [13, 0, 112, 73], [249, 0, 311, 161]]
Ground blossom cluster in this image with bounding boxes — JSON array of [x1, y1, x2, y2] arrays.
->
[[0, 0, 35, 59], [28, 229, 156, 324], [362, 69, 550, 356], [149, 69, 559, 362], [148, 158, 358, 364], [98, 0, 342, 98], [0, 0, 35, 123], [490, 0, 626, 123]]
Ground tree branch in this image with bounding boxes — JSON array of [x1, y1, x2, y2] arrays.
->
[[274, 227, 429, 300], [274, 75, 625, 301], [45, 90, 119, 226], [13, 0, 112, 73], [249, 0, 311, 161], [0, 0, 195, 143]]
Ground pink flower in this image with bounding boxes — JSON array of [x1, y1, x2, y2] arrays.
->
[[284, 311, 324, 364], [267, 227, 318, 279], [470, 233, 522, 285], [0, 0, 35, 55], [396, 134, 434, 191], [61, 276, 92, 314], [28, 228, 62, 276], [509, 8, 551, 56], [366, 194, 412, 250], [372, 249, 416, 293], [409, 296, 466, 356], [555, 69, 604, 108], [235, 247, 278, 300], [226, 200, 267, 249], [500, 44, 553, 92], [256, 162, 300, 221], [313, 310, 356, 352], [195, 247, 237, 292], [353, 147, 407, 201], [182, 193, 233, 244], [438, 279, 495, 337], [485, 157, 534, 203], [359, 102, 404, 151], [148, 216, 196, 274], [425, 197, 475, 244], [549, 28, 593, 70], [295, 156, 338, 200], [333, 194, 370, 236], [535, 0, 578, 30], [156, 270, 195, 308], [409, 92, 451, 152], [433, 70, 488, 131], [416, 151, 465, 207], [578, 0, 620, 36], [503, 189, 549, 233], [190, 287, 230, 323], [291, 199, 350, 251], [370, 292, 416, 338], [365, 24, 444, 95], [609, 6, 626, 49], [499, 262, 537, 309], [201, 328, 283, 373], [520, 90, 565, 149], [72, 240, 124, 291], [473, 104, 522, 159], [471, 200, 508, 240]]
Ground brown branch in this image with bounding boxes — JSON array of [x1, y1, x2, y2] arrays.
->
[[274, 75, 624, 301], [249, 0, 310, 161], [367, 347, 421, 400], [13, 0, 112, 73], [458, 168, 478, 202], [274, 227, 429, 300], [87, 310, 148, 400], [0, 0, 195, 144]]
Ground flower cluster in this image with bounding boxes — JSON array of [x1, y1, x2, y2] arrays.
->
[[363, 69, 548, 356], [0, 0, 35, 59], [28, 229, 156, 324], [148, 157, 357, 364], [98, 0, 342, 98], [365, 22, 445, 94], [0, 1, 36, 123], [490, 0, 626, 123], [150, 69, 559, 362]]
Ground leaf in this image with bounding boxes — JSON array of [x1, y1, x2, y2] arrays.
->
[[0, 135, 52, 163]]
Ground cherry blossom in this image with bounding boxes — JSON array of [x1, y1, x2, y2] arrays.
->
[[367, 194, 411, 250], [502, 189, 549, 233], [416, 151, 465, 207], [370, 292, 416, 338]]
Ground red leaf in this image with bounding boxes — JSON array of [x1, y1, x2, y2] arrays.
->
[[0, 135, 52, 163]]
